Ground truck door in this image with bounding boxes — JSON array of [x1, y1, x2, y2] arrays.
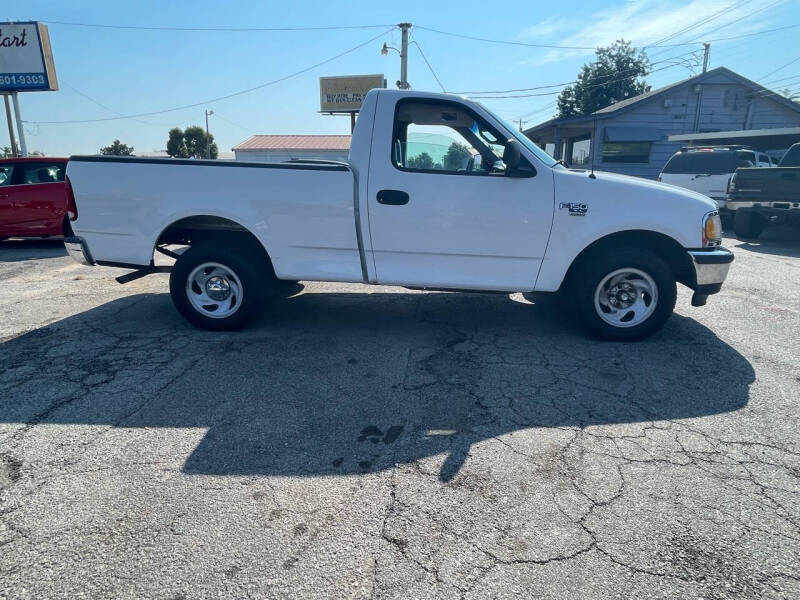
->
[[0, 163, 15, 236], [12, 162, 66, 235], [365, 96, 554, 291]]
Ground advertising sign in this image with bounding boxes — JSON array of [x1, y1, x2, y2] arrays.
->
[[320, 74, 385, 113], [0, 21, 58, 92]]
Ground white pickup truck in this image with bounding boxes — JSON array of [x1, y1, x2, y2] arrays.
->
[[64, 89, 733, 341]]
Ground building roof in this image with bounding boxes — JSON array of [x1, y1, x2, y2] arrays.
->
[[524, 66, 800, 137], [232, 135, 351, 151]]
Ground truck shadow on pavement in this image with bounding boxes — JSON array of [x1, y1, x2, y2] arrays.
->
[[0, 290, 755, 482]]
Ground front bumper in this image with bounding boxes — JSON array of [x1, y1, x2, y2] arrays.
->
[[687, 248, 734, 304], [64, 236, 95, 266]]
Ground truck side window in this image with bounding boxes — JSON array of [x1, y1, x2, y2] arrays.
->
[[392, 100, 508, 175]]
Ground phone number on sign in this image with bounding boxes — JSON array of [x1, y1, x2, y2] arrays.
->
[[0, 74, 47, 87]]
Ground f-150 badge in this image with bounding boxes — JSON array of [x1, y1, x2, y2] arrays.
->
[[559, 202, 588, 216]]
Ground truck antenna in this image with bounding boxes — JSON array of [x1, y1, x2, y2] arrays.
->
[[589, 114, 597, 179]]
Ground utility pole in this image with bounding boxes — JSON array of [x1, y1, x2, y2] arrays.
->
[[3, 95, 19, 157], [702, 43, 710, 73], [517, 119, 526, 132], [398, 23, 411, 90], [205, 109, 214, 159]]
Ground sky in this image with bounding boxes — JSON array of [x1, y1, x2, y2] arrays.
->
[[4, 0, 799, 156]]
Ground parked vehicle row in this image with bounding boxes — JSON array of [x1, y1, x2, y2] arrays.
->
[[63, 89, 732, 341], [0, 157, 70, 240], [658, 145, 773, 213]]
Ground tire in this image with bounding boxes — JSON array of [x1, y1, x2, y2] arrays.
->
[[169, 241, 271, 330], [573, 247, 677, 342], [733, 209, 765, 239]]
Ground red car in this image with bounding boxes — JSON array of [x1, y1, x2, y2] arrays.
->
[[0, 157, 72, 239]]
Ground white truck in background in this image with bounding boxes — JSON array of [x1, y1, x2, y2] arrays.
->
[[64, 89, 733, 341]]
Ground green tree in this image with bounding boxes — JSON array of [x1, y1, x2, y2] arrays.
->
[[1, 146, 12, 158], [407, 152, 434, 169], [442, 142, 472, 171], [166, 128, 188, 158], [557, 40, 650, 118], [166, 126, 218, 159], [100, 139, 134, 156]]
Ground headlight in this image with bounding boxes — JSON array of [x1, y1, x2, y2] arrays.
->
[[703, 211, 722, 246]]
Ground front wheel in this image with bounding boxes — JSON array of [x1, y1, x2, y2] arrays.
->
[[573, 247, 677, 341], [169, 242, 269, 330]]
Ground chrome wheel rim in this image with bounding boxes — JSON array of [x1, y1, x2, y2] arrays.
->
[[593, 268, 658, 328], [186, 262, 243, 319]]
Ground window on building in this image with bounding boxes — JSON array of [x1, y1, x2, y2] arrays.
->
[[570, 137, 591, 165], [544, 143, 555, 157], [602, 142, 652, 163]]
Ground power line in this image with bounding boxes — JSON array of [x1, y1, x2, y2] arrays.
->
[[24, 28, 395, 125], [60, 80, 176, 127], [468, 63, 685, 99], [451, 51, 697, 96], [759, 54, 800, 82], [646, 0, 749, 50], [413, 25, 597, 50], [44, 20, 395, 32], [410, 41, 446, 93]]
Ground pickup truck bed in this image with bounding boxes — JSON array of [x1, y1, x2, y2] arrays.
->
[[66, 156, 365, 282], [728, 143, 800, 238]]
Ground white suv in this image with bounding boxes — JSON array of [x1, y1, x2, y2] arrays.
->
[[659, 146, 772, 212]]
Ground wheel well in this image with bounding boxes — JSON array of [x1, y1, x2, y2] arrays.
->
[[561, 230, 692, 291], [155, 215, 273, 273]]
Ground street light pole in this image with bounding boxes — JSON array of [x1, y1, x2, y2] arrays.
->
[[205, 109, 214, 159]]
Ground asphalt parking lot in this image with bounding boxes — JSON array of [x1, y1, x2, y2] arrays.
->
[[1, 230, 799, 599]]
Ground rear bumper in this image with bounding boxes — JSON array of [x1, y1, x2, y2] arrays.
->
[[688, 248, 734, 296], [64, 236, 95, 266]]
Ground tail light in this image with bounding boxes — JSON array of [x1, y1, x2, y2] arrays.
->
[[65, 175, 78, 220]]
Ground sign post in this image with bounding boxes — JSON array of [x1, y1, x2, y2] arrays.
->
[[0, 21, 58, 157], [319, 74, 386, 133]]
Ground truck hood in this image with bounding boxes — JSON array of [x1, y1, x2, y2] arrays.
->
[[550, 167, 717, 250], [555, 167, 717, 211]]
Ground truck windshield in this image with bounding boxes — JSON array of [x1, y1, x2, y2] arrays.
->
[[481, 108, 558, 168]]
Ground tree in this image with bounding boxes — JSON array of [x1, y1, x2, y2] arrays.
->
[[166, 126, 218, 159], [407, 152, 434, 169], [167, 128, 188, 158], [557, 40, 650, 118], [442, 142, 472, 171], [100, 139, 134, 156], [1, 147, 43, 157]]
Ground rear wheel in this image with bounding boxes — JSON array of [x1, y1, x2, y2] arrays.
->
[[169, 241, 270, 330], [573, 247, 676, 341], [733, 209, 765, 239]]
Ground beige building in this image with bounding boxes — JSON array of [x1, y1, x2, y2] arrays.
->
[[232, 135, 351, 163]]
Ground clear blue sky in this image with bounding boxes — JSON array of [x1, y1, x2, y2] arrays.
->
[[5, 0, 799, 156]]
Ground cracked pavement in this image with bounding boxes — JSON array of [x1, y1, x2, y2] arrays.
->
[[0, 231, 799, 599]]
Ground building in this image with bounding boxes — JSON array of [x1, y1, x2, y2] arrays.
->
[[232, 135, 351, 163], [524, 67, 800, 179]]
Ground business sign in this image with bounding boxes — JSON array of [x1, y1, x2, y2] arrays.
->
[[0, 22, 58, 92], [320, 74, 385, 113]]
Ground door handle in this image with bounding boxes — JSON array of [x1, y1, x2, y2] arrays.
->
[[0, 194, 8, 199], [377, 189, 409, 205]]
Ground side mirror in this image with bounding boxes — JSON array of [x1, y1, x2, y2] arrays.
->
[[503, 139, 521, 170], [502, 139, 536, 178]]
